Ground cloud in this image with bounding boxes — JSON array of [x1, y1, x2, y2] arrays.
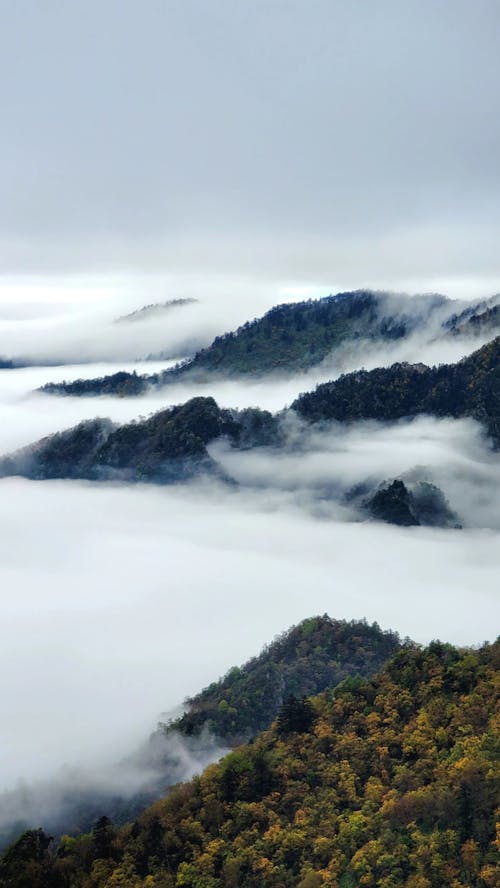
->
[[0, 727, 228, 843], [0, 474, 498, 792]]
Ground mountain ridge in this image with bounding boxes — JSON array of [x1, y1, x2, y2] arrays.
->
[[38, 290, 499, 397]]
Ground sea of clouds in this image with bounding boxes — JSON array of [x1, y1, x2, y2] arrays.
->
[[0, 282, 498, 838]]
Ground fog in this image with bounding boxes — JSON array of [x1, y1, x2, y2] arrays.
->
[[211, 415, 500, 529], [0, 476, 498, 790], [0, 286, 231, 365]]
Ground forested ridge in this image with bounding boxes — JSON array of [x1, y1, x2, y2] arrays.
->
[[39, 290, 467, 397], [2, 639, 498, 887], [293, 335, 500, 445], [3, 337, 500, 490], [164, 616, 401, 744], [0, 398, 280, 483], [115, 299, 197, 324], [0, 618, 401, 852]]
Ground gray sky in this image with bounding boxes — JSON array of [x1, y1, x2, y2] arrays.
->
[[1, 0, 500, 284]]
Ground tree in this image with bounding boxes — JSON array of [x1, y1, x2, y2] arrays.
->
[[277, 695, 315, 735]]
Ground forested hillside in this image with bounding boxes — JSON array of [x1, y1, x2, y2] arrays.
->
[[39, 290, 462, 396], [2, 639, 498, 887], [164, 616, 401, 744], [3, 337, 500, 490], [294, 336, 500, 445], [0, 398, 280, 483], [0, 618, 401, 851]]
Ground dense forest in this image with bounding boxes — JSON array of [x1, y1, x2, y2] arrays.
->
[[2, 639, 498, 887], [444, 296, 500, 337], [39, 290, 472, 397], [294, 335, 500, 446]]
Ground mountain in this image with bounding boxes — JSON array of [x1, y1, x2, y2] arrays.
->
[[0, 617, 401, 851], [293, 335, 500, 446], [0, 398, 280, 484], [364, 480, 460, 528], [444, 294, 500, 337], [115, 298, 198, 324], [162, 616, 401, 745], [3, 337, 500, 484], [2, 638, 498, 887], [39, 290, 476, 397]]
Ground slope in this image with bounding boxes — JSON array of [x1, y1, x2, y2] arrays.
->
[[0, 617, 401, 850], [2, 639, 498, 887], [39, 290, 455, 396], [293, 335, 500, 445]]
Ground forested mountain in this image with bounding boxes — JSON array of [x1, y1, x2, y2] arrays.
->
[[0, 618, 401, 853], [115, 299, 198, 324], [2, 639, 498, 887], [39, 290, 487, 397], [444, 294, 500, 337], [0, 398, 280, 483], [364, 480, 460, 528], [163, 616, 401, 744], [3, 338, 500, 492], [294, 335, 500, 446]]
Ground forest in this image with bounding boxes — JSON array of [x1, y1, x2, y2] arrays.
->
[[293, 336, 500, 446], [1, 638, 498, 887]]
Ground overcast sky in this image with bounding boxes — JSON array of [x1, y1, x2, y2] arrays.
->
[[1, 0, 500, 289]]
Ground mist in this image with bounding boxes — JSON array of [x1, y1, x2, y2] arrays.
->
[[0, 475, 498, 782]]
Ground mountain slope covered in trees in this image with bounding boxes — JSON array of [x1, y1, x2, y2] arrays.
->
[[0, 398, 280, 483], [39, 290, 488, 397], [0, 618, 401, 851], [3, 337, 500, 492], [2, 639, 498, 887], [163, 616, 401, 744], [294, 335, 500, 446]]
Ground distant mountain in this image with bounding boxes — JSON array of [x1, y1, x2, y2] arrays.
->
[[293, 335, 500, 446], [3, 637, 498, 887], [364, 479, 460, 528], [2, 338, 499, 526], [0, 397, 280, 483], [39, 289, 483, 397], [115, 298, 198, 324], [444, 294, 500, 337]]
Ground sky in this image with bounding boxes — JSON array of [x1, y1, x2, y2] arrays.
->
[[1, 0, 500, 294]]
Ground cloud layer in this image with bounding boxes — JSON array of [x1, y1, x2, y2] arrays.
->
[[1, 1, 500, 283]]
